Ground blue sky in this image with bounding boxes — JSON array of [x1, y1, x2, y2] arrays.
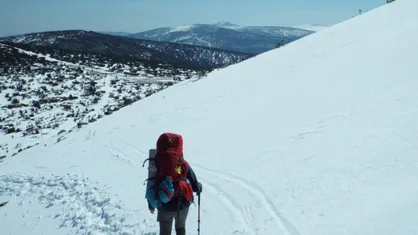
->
[[1, 0, 385, 36]]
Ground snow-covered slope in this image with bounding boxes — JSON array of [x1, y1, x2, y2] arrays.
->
[[2, 0, 418, 235], [130, 22, 313, 54]]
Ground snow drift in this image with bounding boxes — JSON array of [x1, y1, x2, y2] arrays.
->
[[2, 0, 418, 234]]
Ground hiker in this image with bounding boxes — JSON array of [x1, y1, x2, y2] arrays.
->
[[147, 133, 202, 235]]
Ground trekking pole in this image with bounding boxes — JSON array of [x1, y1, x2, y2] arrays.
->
[[198, 193, 201, 235]]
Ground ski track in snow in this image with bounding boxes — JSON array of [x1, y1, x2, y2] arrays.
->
[[0, 174, 144, 235], [103, 142, 293, 234], [116, 139, 148, 155], [200, 176, 255, 234], [194, 164, 301, 235], [106, 141, 137, 166]]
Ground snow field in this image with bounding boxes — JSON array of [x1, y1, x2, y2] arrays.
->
[[1, 0, 418, 235], [0, 173, 158, 235]]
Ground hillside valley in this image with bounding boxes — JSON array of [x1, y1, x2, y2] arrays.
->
[[0, 41, 208, 160]]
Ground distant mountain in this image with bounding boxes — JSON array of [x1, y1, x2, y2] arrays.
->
[[1, 30, 253, 69], [126, 22, 314, 54], [0, 41, 208, 158]]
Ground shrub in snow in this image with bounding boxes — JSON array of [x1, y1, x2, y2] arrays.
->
[[122, 97, 134, 106]]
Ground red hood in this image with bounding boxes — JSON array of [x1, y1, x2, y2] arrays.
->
[[156, 132, 183, 154]]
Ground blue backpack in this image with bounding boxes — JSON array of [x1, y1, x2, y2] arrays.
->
[[146, 176, 176, 208]]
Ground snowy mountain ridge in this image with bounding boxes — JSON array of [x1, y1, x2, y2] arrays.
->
[[125, 22, 314, 54], [2, 30, 254, 69], [1, 0, 418, 235]]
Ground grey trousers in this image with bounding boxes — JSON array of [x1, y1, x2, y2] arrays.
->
[[157, 206, 189, 235]]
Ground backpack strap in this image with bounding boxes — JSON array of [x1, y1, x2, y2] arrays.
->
[[142, 157, 155, 167], [143, 176, 156, 185], [142, 157, 156, 185]]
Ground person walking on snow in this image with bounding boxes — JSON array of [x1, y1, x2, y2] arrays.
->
[[147, 133, 202, 235]]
